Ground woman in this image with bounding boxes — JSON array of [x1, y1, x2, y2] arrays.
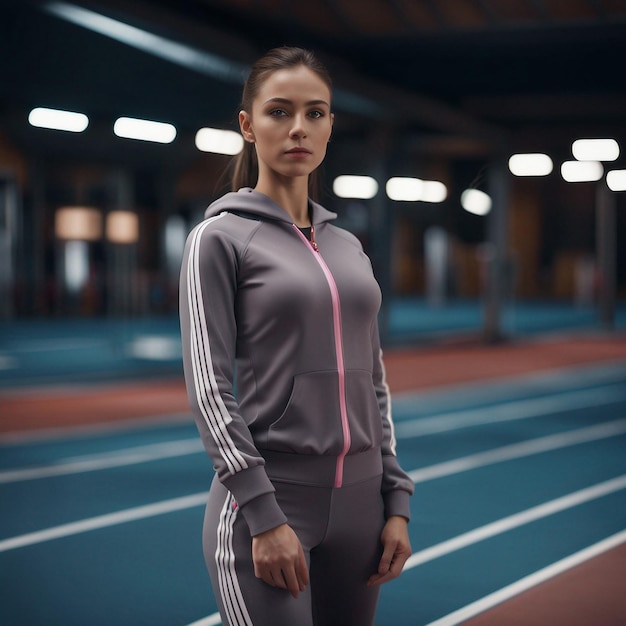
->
[[180, 46, 413, 626]]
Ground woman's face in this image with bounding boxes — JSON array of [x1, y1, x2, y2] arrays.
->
[[240, 65, 333, 183]]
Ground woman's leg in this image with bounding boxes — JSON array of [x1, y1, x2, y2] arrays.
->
[[309, 475, 385, 626], [203, 478, 315, 626]]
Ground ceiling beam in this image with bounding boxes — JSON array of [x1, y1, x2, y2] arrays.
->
[[34, 0, 505, 143]]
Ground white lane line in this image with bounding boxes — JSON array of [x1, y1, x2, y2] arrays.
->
[[405, 474, 626, 570], [0, 412, 192, 445], [2, 445, 625, 557], [185, 614, 222, 626], [408, 418, 626, 484], [0, 491, 209, 553], [3, 381, 625, 485], [424, 529, 626, 626], [395, 385, 626, 438], [2, 416, 625, 487], [0, 439, 204, 483]]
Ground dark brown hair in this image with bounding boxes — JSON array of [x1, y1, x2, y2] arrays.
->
[[231, 47, 332, 198]]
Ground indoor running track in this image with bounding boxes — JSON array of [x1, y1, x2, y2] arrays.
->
[[1, 353, 626, 625]]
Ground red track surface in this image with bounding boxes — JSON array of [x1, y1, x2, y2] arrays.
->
[[2, 333, 625, 435]]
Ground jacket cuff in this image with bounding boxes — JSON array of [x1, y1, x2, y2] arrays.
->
[[383, 488, 411, 522], [240, 492, 288, 536], [222, 465, 288, 536]]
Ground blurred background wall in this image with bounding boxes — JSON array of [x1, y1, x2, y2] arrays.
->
[[1, 0, 625, 349]]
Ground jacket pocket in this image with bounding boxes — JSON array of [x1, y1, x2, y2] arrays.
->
[[267, 371, 343, 454], [266, 369, 383, 455]]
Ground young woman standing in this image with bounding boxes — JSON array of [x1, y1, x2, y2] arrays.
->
[[180, 46, 414, 626]]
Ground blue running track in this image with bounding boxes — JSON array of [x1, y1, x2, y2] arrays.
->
[[1, 358, 625, 625]]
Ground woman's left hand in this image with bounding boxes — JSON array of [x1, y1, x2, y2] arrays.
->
[[367, 515, 412, 587]]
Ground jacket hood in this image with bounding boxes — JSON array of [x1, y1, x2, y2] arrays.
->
[[204, 187, 337, 225]]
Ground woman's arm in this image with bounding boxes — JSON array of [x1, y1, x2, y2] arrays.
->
[[370, 317, 415, 521], [179, 216, 287, 536]]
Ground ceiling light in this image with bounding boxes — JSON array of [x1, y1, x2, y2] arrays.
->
[[606, 170, 626, 192], [461, 189, 492, 216], [560, 161, 603, 183], [332, 176, 378, 199], [386, 177, 424, 201], [43, 3, 379, 116], [421, 180, 447, 203], [572, 138, 619, 162], [55, 206, 102, 240], [28, 107, 89, 132], [106, 211, 139, 243], [195, 128, 243, 155], [113, 117, 176, 143], [508, 153, 553, 177]]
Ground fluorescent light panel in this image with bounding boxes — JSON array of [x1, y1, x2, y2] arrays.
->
[[561, 161, 603, 183], [43, 3, 379, 117], [572, 138, 619, 162], [606, 170, 626, 192], [461, 189, 492, 216], [385, 178, 447, 203], [333, 176, 378, 199], [386, 177, 423, 201], [28, 107, 88, 132], [195, 128, 243, 155], [114, 117, 176, 143], [421, 180, 447, 203], [508, 153, 553, 177]]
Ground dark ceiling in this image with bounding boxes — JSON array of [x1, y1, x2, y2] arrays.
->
[[2, 0, 626, 166]]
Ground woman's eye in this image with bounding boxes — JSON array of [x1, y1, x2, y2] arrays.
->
[[269, 109, 287, 117], [308, 110, 324, 119]]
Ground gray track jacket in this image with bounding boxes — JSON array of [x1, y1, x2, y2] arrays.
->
[[180, 188, 413, 536]]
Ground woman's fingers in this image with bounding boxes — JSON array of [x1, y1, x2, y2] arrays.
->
[[367, 516, 412, 587], [296, 542, 310, 590], [252, 524, 309, 598]]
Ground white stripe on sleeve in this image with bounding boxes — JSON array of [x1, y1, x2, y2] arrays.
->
[[187, 215, 248, 474]]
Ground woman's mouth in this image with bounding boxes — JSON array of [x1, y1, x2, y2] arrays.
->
[[285, 147, 312, 157]]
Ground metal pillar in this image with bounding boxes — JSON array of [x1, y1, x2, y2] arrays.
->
[[596, 182, 616, 329], [366, 131, 394, 347], [106, 170, 139, 316], [26, 159, 47, 315], [0, 175, 18, 319], [483, 157, 510, 343]]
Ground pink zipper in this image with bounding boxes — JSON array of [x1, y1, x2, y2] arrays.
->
[[292, 224, 350, 487]]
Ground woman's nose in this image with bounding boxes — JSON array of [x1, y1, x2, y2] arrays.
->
[[289, 114, 307, 138]]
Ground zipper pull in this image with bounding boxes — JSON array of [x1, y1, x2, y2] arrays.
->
[[311, 225, 319, 251]]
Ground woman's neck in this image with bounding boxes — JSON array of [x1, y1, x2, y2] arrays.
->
[[255, 176, 310, 227]]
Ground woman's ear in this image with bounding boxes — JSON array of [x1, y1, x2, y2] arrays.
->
[[239, 110, 255, 143]]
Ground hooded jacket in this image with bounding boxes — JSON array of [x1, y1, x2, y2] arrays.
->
[[180, 188, 414, 536]]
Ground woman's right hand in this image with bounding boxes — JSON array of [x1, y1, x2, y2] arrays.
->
[[252, 523, 309, 598]]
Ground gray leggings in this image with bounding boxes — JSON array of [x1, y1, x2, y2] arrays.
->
[[203, 472, 385, 626]]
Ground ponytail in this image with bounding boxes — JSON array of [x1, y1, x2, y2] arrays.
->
[[231, 141, 258, 191]]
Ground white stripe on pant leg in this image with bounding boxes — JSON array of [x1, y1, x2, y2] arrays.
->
[[216, 493, 253, 626]]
